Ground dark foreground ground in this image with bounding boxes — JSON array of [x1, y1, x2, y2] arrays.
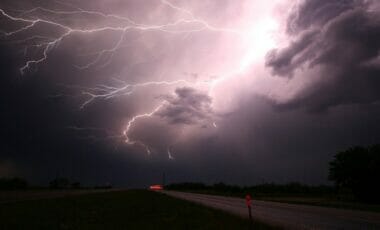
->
[[0, 190, 274, 230]]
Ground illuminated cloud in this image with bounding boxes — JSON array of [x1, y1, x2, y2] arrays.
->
[[157, 87, 213, 125]]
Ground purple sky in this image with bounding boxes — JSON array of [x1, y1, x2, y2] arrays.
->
[[0, 0, 380, 187]]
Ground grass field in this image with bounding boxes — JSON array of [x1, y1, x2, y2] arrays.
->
[[0, 190, 275, 230], [254, 196, 380, 213]]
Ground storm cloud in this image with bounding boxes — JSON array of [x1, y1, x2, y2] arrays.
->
[[157, 87, 213, 125], [266, 0, 380, 111], [0, 0, 379, 187]]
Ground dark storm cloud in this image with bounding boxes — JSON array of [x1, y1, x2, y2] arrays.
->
[[266, 0, 380, 111], [286, 0, 361, 34], [265, 30, 319, 77], [157, 87, 213, 125], [1, 0, 380, 188]]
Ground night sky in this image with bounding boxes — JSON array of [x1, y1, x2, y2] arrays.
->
[[1, 0, 380, 187]]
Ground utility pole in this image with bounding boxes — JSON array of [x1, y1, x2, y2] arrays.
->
[[162, 172, 166, 187]]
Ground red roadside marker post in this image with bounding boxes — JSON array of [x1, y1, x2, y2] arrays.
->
[[246, 194, 253, 224]]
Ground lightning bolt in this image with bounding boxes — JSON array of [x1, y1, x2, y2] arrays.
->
[[123, 103, 165, 154], [167, 149, 175, 160], [79, 78, 210, 109], [0, 0, 250, 157], [0, 0, 242, 74]]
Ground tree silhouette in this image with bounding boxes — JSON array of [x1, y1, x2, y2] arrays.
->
[[0, 177, 28, 190], [49, 177, 69, 189], [329, 145, 380, 202]]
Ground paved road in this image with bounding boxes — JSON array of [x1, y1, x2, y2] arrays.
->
[[162, 191, 380, 229]]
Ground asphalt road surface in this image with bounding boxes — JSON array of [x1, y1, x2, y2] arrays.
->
[[162, 191, 380, 229]]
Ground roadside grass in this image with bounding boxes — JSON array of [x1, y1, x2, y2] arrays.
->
[[174, 190, 380, 213], [0, 190, 277, 230], [255, 196, 380, 213]]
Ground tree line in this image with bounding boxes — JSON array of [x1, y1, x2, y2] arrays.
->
[[0, 177, 112, 190], [167, 144, 380, 203], [1, 144, 379, 203]]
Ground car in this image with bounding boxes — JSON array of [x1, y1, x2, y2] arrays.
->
[[149, 184, 163, 191]]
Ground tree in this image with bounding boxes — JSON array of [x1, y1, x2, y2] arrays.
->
[[49, 177, 69, 189], [0, 177, 28, 190], [329, 145, 380, 202]]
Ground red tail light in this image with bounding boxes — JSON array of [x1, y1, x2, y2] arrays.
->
[[149, 184, 163, 190]]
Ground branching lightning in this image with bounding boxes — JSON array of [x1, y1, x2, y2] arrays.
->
[[123, 103, 165, 154], [0, 0, 242, 74], [79, 79, 209, 109], [0, 0, 271, 159]]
